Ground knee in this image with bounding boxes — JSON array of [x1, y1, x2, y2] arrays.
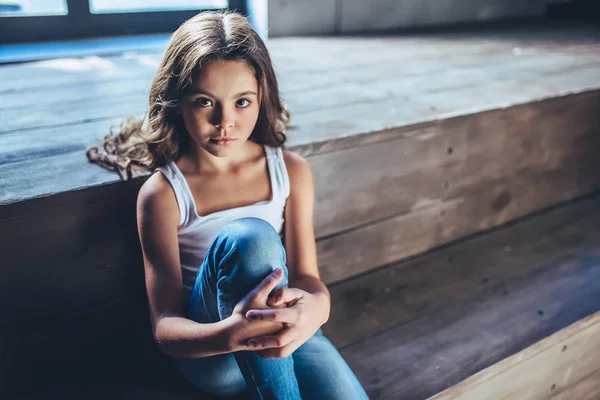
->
[[218, 218, 283, 257], [219, 217, 279, 240], [214, 217, 287, 277]]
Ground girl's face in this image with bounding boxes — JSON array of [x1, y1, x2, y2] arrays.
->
[[179, 59, 260, 158]]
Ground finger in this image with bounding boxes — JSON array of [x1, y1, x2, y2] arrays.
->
[[254, 341, 299, 359], [248, 268, 283, 301], [267, 287, 305, 307], [247, 328, 295, 350], [266, 288, 284, 306], [246, 307, 298, 324]]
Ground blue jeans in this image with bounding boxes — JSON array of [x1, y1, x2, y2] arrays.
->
[[173, 217, 370, 400]]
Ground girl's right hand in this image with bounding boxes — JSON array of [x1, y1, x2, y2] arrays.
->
[[225, 268, 288, 352]]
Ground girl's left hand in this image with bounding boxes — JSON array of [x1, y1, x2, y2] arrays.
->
[[244, 287, 328, 359]]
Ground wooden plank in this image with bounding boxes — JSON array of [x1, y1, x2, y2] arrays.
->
[[428, 311, 600, 400], [309, 89, 600, 238], [0, 77, 152, 110], [0, 92, 147, 134], [0, 55, 595, 155], [324, 194, 600, 348], [2, 76, 600, 210], [0, 54, 162, 94], [1, 23, 599, 130], [337, 209, 600, 399], [0, 36, 421, 91], [0, 59, 600, 157], [549, 368, 600, 400], [1, 41, 596, 115], [2, 91, 600, 286], [288, 67, 600, 155], [2, 38, 597, 111], [317, 146, 600, 284], [1, 23, 598, 93], [0, 184, 165, 392], [0, 182, 141, 327], [2, 47, 599, 134], [0, 150, 128, 205]]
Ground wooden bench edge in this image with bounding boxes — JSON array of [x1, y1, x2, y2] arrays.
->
[[428, 310, 600, 400]]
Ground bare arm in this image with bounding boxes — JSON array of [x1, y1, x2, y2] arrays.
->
[[137, 172, 233, 358], [283, 151, 330, 324]]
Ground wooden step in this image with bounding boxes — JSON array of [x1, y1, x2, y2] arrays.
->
[[325, 193, 600, 399], [430, 310, 600, 400], [2, 23, 600, 286]]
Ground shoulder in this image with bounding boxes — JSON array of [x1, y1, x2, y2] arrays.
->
[[136, 171, 179, 226], [138, 170, 174, 203], [282, 150, 313, 194], [282, 150, 310, 175]]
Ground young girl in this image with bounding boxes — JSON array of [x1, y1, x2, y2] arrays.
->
[[87, 10, 369, 400]]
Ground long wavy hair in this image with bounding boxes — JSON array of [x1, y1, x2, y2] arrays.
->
[[86, 10, 289, 181]]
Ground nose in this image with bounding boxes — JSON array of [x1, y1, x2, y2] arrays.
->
[[213, 104, 235, 134]]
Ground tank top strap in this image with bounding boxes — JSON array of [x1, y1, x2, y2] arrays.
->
[[265, 145, 291, 201], [154, 162, 192, 227]]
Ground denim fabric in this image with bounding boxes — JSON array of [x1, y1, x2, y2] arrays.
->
[[173, 217, 370, 400]]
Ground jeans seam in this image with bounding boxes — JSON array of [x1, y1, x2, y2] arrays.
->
[[223, 280, 264, 400], [240, 355, 264, 400]]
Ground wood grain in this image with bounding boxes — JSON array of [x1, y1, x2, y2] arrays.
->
[[5, 49, 595, 121], [337, 196, 600, 399], [309, 90, 600, 238], [429, 311, 600, 400], [2, 90, 600, 287], [549, 367, 600, 400], [1, 25, 600, 207], [1, 23, 598, 93], [324, 194, 600, 349], [318, 149, 600, 284], [2, 51, 598, 135]]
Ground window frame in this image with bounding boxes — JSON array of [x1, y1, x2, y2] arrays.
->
[[0, 0, 247, 44]]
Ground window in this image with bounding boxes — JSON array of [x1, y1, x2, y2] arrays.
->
[[0, 0, 247, 44], [0, 0, 68, 16], [90, 0, 228, 14]]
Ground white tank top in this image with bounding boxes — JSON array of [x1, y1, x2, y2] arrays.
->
[[154, 145, 290, 302]]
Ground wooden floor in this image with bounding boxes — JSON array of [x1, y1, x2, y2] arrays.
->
[[330, 192, 600, 399], [1, 21, 600, 205], [431, 309, 600, 400]]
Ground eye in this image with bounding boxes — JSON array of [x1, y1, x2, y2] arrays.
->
[[194, 97, 213, 107], [237, 98, 251, 108]]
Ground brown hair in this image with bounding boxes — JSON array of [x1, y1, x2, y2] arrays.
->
[[86, 10, 289, 181]]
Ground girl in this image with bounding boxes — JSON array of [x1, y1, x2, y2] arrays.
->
[[87, 10, 369, 400]]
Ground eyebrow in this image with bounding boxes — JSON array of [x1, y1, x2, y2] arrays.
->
[[189, 89, 257, 98]]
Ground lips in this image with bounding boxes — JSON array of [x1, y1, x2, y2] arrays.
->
[[210, 138, 236, 146]]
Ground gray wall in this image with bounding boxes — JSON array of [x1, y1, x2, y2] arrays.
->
[[267, 0, 565, 37]]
